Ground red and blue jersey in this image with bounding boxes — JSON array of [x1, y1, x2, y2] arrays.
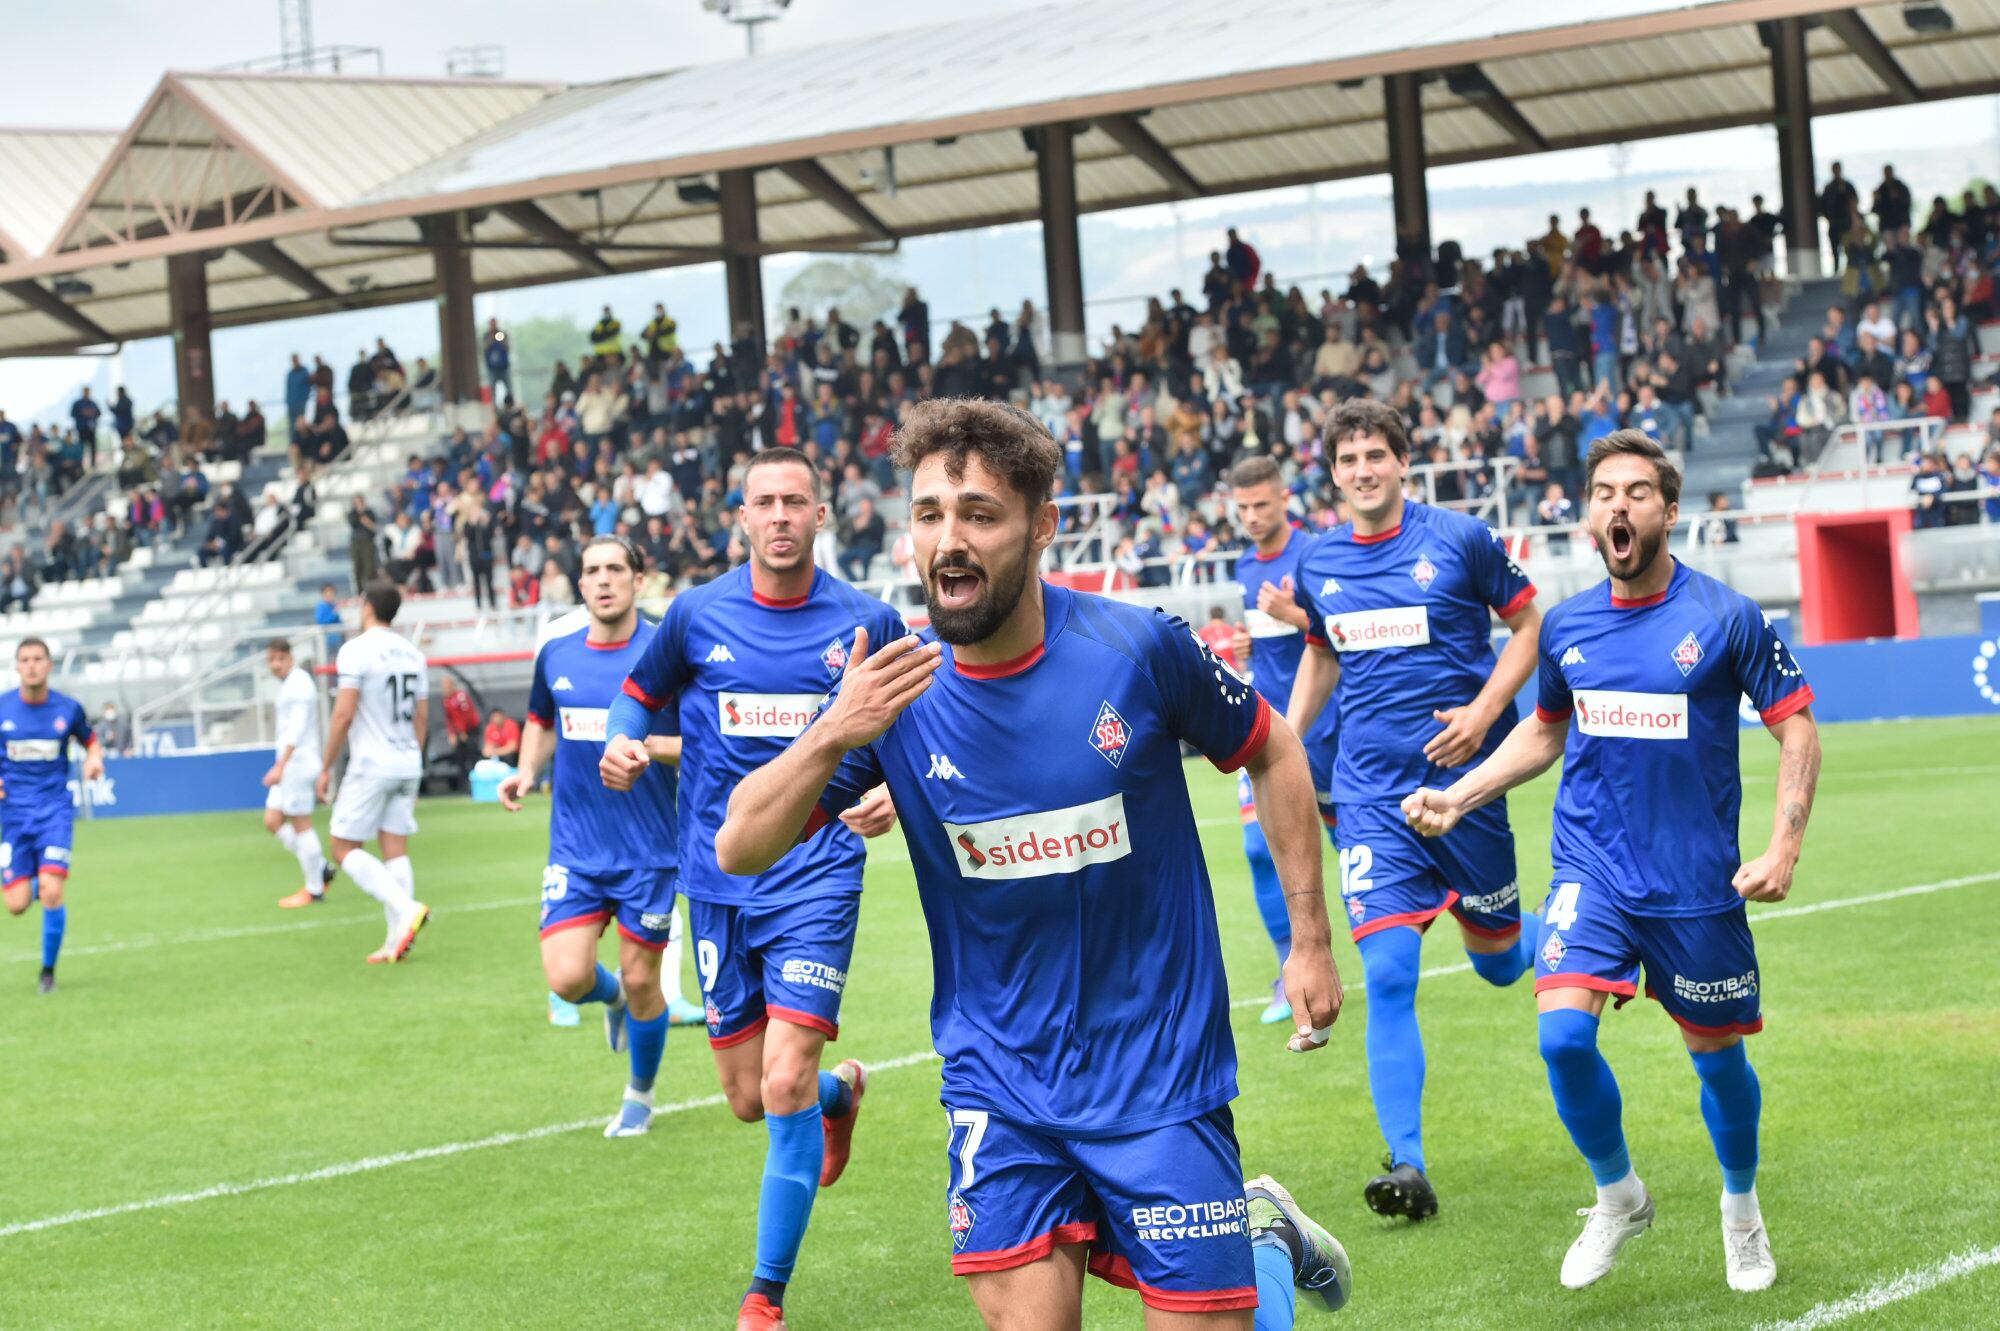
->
[[622, 564, 906, 908], [1235, 528, 1338, 739], [1293, 501, 1536, 804], [1534, 560, 1813, 917], [527, 620, 678, 873], [809, 583, 1272, 1138], [0, 688, 90, 829]]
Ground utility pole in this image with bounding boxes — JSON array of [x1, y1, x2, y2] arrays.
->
[[700, 0, 792, 55]]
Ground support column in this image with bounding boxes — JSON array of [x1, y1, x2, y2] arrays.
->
[[166, 251, 215, 421], [719, 169, 766, 358], [1384, 72, 1432, 281], [1770, 16, 1821, 279], [422, 212, 481, 408], [1034, 123, 1087, 381]]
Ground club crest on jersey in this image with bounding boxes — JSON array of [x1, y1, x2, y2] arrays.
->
[[54, 717, 66, 734], [1347, 897, 1366, 922], [1089, 700, 1131, 767], [1410, 555, 1438, 591], [821, 637, 849, 676], [1541, 933, 1567, 970], [1672, 631, 1704, 676], [949, 1193, 976, 1249]]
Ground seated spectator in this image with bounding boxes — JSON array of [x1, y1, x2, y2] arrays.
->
[[1475, 341, 1521, 415], [481, 706, 522, 764], [1946, 453, 1982, 526], [1690, 491, 1741, 547], [508, 562, 539, 609], [198, 501, 241, 567], [1536, 482, 1574, 526], [837, 496, 886, 583], [1, 546, 37, 612], [540, 557, 576, 607]]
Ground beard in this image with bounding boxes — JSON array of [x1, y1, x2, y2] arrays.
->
[[1598, 517, 1666, 582], [924, 541, 1032, 645]]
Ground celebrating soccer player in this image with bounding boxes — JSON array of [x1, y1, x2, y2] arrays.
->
[[0, 638, 105, 993], [497, 536, 685, 1135], [264, 638, 337, 908], [601, 448, 903, 1331], [316, 582, 431, 964], [1403, 431, 1818, 1292], [1286, 398, 1543, 1222], [716, 401, 1351, 1331], [1228, 455, 1340, 1026]]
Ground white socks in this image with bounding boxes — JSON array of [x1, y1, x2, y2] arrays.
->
[[1721, 1188, 1761, 1225], [275, 825, 299, 854], [341, 848, 414, 935], [295, 829, 325, 890], [1598, 1169, 1647, 1214], [385, 855, 415, 900], [661, 905, 687, 1005]]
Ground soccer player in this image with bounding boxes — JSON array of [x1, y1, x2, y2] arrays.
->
[[715, 401, 1351, 1331], [1228, 455, 1339, 1026], [316, 581, 431, 964], [497, 536, 683, 1135], [1286, 398, 1543, 1222], [264, 638, 337, 908], [1403, 431, 1817, 1293], [601, 447, 903, 1331], [0, 638, 104, 993]]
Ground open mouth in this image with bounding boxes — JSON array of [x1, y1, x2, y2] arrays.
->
[[1606, 517, 1635, 561], [934, 566, 984, 609], [766, 537, 796, 556]]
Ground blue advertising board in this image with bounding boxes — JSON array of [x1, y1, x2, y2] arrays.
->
[[71, 748, 277, 820]]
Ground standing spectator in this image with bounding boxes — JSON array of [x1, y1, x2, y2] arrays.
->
[[1674, 187, 1708, 254], [1927, 298, 1973, 420], [483, 319, 511, 406], [1818, 162, 1860, 271], [285, 353, 312, 429], [1946, 453, 1982, 526], [1224, 227, 1261, 289], [588, 305, 623, 361], [314, 582, 343, 658], [898, 287, 930, 362], [1909, 452, 1949, 528], [110, 386, 135, 445], [1872, 164, 1912, 236], [347, 495, 380, 590], [1690, 491, 1741, 548], [71, 387, 101, 470]]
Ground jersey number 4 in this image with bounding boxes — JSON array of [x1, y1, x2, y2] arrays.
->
[[383, 672, 419, 721], [1546, 881, 1582, 931]]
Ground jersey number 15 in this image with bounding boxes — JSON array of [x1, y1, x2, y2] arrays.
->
[[383, 672, 419, 721]]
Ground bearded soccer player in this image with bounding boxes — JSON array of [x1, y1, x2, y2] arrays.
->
[[265, 638, 337, 908], [497, 536, 683, 1135], [1286, 398, 1543, 1222], [0, 638, 105, 993], [602, 448, 902, 1331], [716, 401, 1351, 1331], [1404, 431, 1817, 1293], [1228, 455, 1339, 1026]]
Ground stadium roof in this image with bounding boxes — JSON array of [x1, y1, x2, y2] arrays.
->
[[3, 0, 1999, 355]]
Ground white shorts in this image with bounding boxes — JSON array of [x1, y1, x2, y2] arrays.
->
[[330, 773, 420, 843], [265, 761, 320, 818]]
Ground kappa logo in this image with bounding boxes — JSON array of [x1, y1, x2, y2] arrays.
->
[[925, 752, 965, 780], [1560, 647, 1587, 667], [821, 637, 849, 676], [1319, 576, 1341, 597], [705, 643, 736, 663], [0, 720, 12, 731], [1410, 555, 1438, 591], [551, 676, 575, 692], [1090, 700, 1132, 767], [1672, 630, 1703, 676]]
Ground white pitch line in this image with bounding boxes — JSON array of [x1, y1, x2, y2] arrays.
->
[[1753, 1244, 2000, 1331], [1752, 872, 2000, 922], [0, 897, 532, 965], [0, 1049, 941, 1241]]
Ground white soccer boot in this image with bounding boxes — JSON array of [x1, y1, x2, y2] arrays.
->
[[1560, 1186, 1654, 1289], [1723, 1210, 1776, 1291]]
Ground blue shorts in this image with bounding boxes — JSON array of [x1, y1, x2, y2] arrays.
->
[[3, 820, 73, 890], [1535, 879, 1763, 1037], [538, 864, 679, 950], [690, 892, 859, 1047], [1334, 800, 1519, 942], [945, 1105, 1256, 1314]]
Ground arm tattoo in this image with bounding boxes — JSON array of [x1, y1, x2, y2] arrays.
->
[[1777, 738, 1820, 840]]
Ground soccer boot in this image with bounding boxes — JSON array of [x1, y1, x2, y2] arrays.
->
[[604, 1087, 654, 1139], [1365, 1158, 1439, 1221], [277, 887, 323, 908], [387, 902, 429, 962], [1245, 1174, 1352, 1312], [1259, 975, 1293, 1025], [37, 966, 55, 994], [819, 1059, 867, 1186], [736, 1293, 787, 1330], [548, 992, 582, 1027], [1561, 1186, 1655, 1289], [665, 995, 706, 1026], [321, 860, 338, 889], [1723, 1212, 1776, 1292]]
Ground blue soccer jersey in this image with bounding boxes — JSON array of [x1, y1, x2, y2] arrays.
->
[[1236, 529, 1338, 752], [621, 565, 906, 908], [1534, 560, 1813, 917], [1293, 501, 1536, 803], [526, 620, 679, 873], [0, 688, 90, 827], [809, 584, 1272, 1138]]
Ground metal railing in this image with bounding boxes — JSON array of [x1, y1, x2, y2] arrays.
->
[[1775, 415, 1950, 513]]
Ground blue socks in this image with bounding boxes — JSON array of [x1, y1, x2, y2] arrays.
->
[[1539, 1009, 1630, 1185], [1466, 943, 1528, 986], [818, 1069, 854, 1120], [1356, 926, 1426, 1173], [42, 903, 65, 971], [626, 1010, 668, 1095], [581, 962, 621, 1006], [754, 1104, 826, 1284], [1250, 1235, 1298, 1331], [1242, 820, 1292, 961], [1690, 1043, 1761, 1195]]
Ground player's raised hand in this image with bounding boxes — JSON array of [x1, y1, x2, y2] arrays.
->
[[1401, 787, 1461, 837], [1422, 704, 1492, 768], [1256, 576, 1309, 629], [599, 735, 650, 792], [816, 628, 941, 751], [1284, 943, 1343, 1053], [838, 783, 898, 838], [1732, 850, 1796, 903], [496, 769, 534, 812]]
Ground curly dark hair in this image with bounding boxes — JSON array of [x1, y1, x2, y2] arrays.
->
[[1325, 398, 1411, 462], [891, 398, 1061, 510]]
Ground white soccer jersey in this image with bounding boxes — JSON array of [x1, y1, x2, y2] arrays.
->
[[275, 667, 322, 773], [335, 627, 429, 780]]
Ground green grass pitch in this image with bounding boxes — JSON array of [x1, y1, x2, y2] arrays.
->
[[2, 716, 1997, 1329]]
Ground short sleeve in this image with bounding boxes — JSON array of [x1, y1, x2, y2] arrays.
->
[[1146, 611, 1271, 772], [1534, 635, 1574, 723], [1294, 572, 1329, 648], [1729, 599, 1814, 725], [526, 644, 555, 728], [334, 641, 362, 692], [1467, 523, 1536, 619], [794, 733, 886, 842], [71, 701, 94, 748], [623, 598, 693, 711]]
